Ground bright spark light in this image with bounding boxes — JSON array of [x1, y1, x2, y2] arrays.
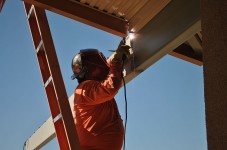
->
[[129, 32, 135, 40]]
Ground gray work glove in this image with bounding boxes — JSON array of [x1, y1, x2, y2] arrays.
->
[[112, 42, 131, 62]]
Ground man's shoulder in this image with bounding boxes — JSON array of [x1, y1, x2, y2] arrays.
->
[[77, 80, 99, 88]]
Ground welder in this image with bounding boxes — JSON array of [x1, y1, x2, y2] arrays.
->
[[71, 41, 130, 150]]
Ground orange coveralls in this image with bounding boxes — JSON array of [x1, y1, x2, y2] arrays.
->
[[74, 61, 124, 150]]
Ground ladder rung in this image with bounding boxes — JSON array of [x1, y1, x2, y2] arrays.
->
[[36, 40, 44, 53], [53, 113, 62, 123], [27, 5, 34, 19], [44, 76, 52, 88]]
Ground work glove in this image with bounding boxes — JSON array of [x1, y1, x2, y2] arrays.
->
[[112, 41, 131, 62]]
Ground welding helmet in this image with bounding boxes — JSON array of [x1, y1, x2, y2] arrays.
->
[[71, 49, 110, 81]]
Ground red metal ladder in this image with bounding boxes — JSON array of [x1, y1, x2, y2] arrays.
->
[[23, 2, 81, 150]]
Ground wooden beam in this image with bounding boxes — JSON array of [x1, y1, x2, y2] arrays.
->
[[23, 0, 128, 37], [169, 43, 203, 66], [0, 0, 6, 13]]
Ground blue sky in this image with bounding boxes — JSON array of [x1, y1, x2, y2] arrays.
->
[[0, 1, 207, 150]]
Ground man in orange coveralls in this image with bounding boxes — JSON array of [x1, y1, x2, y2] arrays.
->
[[71, 42, 130, 150]]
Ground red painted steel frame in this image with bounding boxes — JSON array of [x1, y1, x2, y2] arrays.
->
[[169, 43, 203, 66], [23, 0, 128, 37], [23, 2, 81, 150], [0, 0, 6, 12]]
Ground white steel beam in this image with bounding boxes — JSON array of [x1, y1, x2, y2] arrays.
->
[[25, 95, 75, 150], [25, 118, 55, 150], [125, 20, 201, 83]]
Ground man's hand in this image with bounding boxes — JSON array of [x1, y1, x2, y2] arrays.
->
[[112, 43, 131, 62]]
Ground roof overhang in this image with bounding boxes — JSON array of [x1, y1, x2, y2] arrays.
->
[[23, 0, 129, 37], [23, 0, 202, 66], [23, 0, 171, 37]]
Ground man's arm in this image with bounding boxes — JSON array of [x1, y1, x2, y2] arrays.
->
[[75, 45, 130, 105]]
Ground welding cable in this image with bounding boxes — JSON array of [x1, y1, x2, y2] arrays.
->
[[122, 58, 128, 150]]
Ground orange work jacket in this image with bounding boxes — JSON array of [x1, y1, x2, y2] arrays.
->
[[74, 61, 124, 150]]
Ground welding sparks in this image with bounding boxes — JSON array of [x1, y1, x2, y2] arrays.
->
[[129, 32, 135, 40]]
